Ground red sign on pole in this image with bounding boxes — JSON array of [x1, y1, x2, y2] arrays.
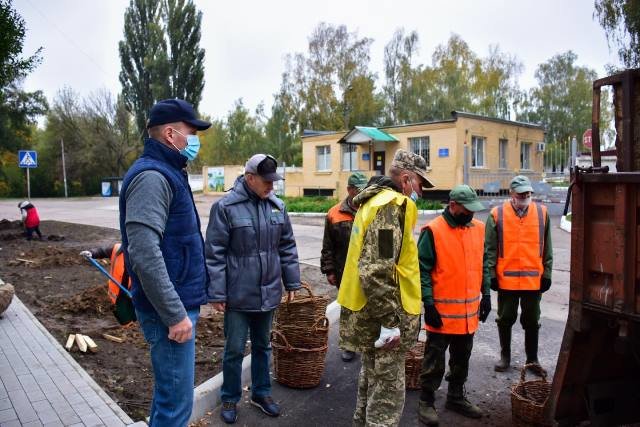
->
[[583, 129, 592, 149]]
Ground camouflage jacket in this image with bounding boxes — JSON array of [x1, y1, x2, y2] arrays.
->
[[339, 177, 420, 352]]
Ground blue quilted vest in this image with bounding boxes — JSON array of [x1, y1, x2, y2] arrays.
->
[[119, 138, 208, 312]]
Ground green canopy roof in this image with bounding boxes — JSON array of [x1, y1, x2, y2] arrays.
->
[[338, 126, 399, 144]]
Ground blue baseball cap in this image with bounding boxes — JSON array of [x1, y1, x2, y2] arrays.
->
[[146, 99, 211, 130]]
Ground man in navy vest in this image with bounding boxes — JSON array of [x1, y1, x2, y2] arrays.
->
[[119, 99, 211, 427]]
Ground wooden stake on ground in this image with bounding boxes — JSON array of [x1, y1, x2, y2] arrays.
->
[[82, 335, 98, 353], [75, 334, 88, 352], [102, 333, 124, 343], [65, 334, 75, 351]]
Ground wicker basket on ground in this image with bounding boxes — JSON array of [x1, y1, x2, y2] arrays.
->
[[511, 364, 552, 426], [405, 340, 425, 390], [274, 282, 329, 327], [273, 316, 329, 348], [271, 329, 328, 389]]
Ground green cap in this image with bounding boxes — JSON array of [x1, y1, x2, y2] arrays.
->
[[510, 175, 534, 193], [347, 172, 368, 190], [449, 185, 485, 212]]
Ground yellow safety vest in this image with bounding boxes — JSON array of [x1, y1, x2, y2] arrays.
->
[[337, 189, 421, 315]]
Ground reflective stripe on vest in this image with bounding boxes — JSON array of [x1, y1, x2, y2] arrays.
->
[[424, 215, 484, 334], [492, 201, 546, 291]]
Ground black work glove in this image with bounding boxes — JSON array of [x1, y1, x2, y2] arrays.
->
[[478, 294, 492, 322], [424, 304, 443, 328], [490, 278, 498, 292], [541, 277, 552, 293]]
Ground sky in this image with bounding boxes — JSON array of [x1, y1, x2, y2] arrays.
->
[[14, 0, 620, 122]]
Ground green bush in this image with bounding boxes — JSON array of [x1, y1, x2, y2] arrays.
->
[[281, 196, 444, 213], [282, 196, 338, 213]]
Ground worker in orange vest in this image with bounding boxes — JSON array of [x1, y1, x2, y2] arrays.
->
[[417, 185, 491, 425], [80, 243, 136, 325], [484, 175, 553, 372]]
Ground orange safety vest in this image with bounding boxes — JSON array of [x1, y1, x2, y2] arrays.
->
[[424, 215, 485, 335], [491, 201, 547, 291], [108, 243, 131, 304]]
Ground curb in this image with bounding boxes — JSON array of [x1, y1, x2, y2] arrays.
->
[[189, 300, 341, 423], [0, 277, 137, 426]]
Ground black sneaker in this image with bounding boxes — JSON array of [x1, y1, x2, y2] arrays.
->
[[250, 395, 280, 417], [220, 401, 237, 424]]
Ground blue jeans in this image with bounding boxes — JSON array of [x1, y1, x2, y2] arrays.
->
[[136, 308, 200, 427], [221, 310, 274, 403]]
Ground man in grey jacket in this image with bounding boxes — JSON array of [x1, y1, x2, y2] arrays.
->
[[205, 154, 301, 425]]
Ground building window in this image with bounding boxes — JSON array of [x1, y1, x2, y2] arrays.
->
[[499, 139, 508, 169], [316, 145, 331, 171], [409, 136, 430, 167], [342, 144, 357, 171], [471, 136, 485, 167], [520, 142, 531, 170]]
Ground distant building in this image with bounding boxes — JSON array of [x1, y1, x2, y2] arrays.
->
[[301, 111, 546, 200]]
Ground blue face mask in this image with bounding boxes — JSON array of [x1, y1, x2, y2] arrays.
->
[[410, 191, 418, 202], [170, 128, 200, 161]]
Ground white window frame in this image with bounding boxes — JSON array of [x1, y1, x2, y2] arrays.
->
[[409, 136, 430, 167], [471, 136, 485, 168], [341, 144, 358, 171], [316, 145, 331, 171], [499, 139, 508, 169], [520, 142, 531, 170]]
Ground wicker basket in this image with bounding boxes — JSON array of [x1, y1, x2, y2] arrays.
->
[[273, 316, 329, 348], [405, 340, 425, 390], [274, 282, 329, 328], [511, 364, 552, 426], [271, 330, 328, 389]]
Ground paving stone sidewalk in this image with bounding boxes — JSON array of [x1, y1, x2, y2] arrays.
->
[[0, 277, 140, 427]]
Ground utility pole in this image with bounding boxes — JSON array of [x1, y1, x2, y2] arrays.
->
[[61, 138, 68, 197]]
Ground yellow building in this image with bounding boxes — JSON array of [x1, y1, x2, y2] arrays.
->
[[300, 111, 545, 200]]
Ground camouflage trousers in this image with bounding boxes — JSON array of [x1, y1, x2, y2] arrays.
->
[[353, 347, 406, 427], [419, 332, 474, 402]]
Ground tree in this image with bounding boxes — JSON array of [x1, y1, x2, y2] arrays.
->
[[382, 28, 419, 124], [595, 0, 640, 67], [519, 51, 598, 149], [0, 0, 42, 88], [119, 0, 205, 137]]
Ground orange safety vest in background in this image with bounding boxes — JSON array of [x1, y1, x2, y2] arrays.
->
[[491, 201, 547, 291], [424, 215, 485, 335], [108, 243, 130, 304]]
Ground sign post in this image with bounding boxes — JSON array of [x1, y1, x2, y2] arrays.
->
[[18, 150, 38, 200]]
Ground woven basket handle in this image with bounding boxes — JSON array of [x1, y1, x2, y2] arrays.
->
[[284, 282, 314, 303], [520, 363, 548, 384], [312, 316, 329, 331], [271, 329, 292, 351]]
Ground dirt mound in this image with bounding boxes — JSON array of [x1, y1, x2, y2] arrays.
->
[[0, 219, 22, 231], [51, 284, 112, 315], [6, 246, 85, 268]]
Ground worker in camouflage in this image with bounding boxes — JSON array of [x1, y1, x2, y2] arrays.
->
[[338, 149, 435, 427]]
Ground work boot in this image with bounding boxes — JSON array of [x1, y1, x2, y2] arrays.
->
[[525, 328, 541, 367], [418, 399, 439, 426], [446, 383, 483, 419], [494, 326, 511, 372]]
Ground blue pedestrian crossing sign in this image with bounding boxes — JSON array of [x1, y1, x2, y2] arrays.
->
[[18, 150, 38, 168]]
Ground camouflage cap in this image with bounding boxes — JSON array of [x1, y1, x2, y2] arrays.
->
[[510, 175, 534, 193], [347, 172, 368, 190], [390, 149, 435, 188]]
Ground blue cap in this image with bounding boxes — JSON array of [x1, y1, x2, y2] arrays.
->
[[147, 99, 211, 130]]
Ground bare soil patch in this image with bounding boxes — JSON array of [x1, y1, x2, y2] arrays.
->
[[0, 219, 333, 422]]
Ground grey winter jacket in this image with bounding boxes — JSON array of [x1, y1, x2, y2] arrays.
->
[[205, 176, 301, 311]]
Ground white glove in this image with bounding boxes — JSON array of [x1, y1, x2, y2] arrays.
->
[[79, 251, 92, 259], [374, 326, 400, 348]]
